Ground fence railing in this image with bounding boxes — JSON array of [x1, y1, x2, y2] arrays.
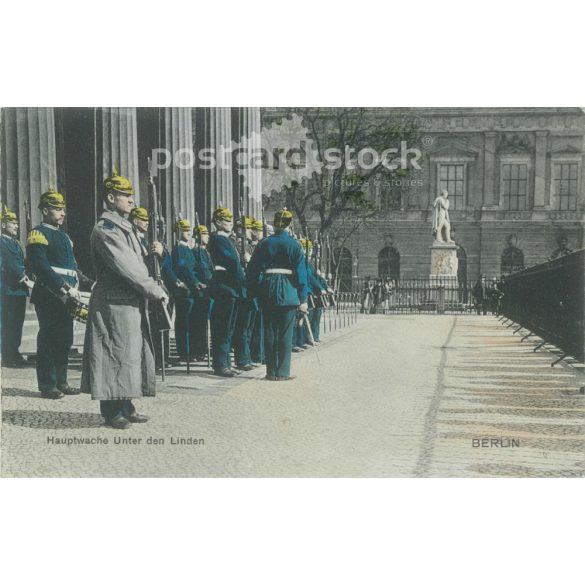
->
[[499, 249, 584, 362], [355, 278, 502, 315]]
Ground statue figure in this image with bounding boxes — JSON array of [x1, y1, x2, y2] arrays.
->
[[432, 189, 454, 244]]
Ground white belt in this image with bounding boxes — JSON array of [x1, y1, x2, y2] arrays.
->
[[51, 266, 77, 278], [214, 266, 227, 271], [265, 269, 293, 275]]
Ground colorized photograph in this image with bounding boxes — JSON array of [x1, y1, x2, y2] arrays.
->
[[1, 107, 584, 477]]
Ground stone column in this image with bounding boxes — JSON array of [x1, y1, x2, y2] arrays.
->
[[231, 107, 263, 220], [0, 107, 58, 238], [194, 107, 234, 224], [534, 130, 548, 208], [159, 107, 195, 231], [95, 108, 140, 203], [483, 131, 498, 207]]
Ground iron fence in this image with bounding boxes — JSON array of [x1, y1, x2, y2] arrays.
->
[[354, 277, 502, 315], [499, 249, 584, 362]]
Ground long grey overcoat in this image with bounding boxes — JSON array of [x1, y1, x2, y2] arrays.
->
[[80, 210, 166, 400]]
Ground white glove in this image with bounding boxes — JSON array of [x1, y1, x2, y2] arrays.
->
[[68, 287, 81, 301]]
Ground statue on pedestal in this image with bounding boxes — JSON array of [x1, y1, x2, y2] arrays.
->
[[432, 189, 454, 244]]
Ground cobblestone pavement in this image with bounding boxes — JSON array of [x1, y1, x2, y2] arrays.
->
[[2, 315, 584, 477]]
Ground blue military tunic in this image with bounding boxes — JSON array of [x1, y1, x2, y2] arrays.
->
[[247, 231, 308, 306], [192, 245, 214, 294], [1, 234, 28, 297], [27, 223, 78, 302], [171, 241, 201, 358], [246, 231, 308, 380], [172, 241, 201, 296], [26, 222, 78, 392], [1, 233, 29, 363], [207, 232, 245, 372], [190, 245, 214, 358]]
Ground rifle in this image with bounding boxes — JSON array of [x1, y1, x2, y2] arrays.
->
[[238, 192, 247, 265], [325, 235, 337, 308], [261, 207, 268, 240], [194, 211, 212, 369], [303, 224, 314, 310], [147, 157, 173, 380]]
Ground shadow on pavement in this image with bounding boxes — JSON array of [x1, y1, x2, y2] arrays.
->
[[2, 409, 103, 429], [1, 387, 43, 399]]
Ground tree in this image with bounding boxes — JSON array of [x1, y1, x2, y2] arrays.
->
[[262, 107, 422, 287]]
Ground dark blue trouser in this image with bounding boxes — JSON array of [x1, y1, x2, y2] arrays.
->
[[251, 307, 264, 363], [263, 306, 296, 378], [310, 307, 322, 342], [233, 299, 256, 367], [210, 292, 238, 371], [174, 297, 195, 357], [34, 296, 74, 392], [191, 297, 211, 357], [1, 295, 27, 361], [100, 399, 134, 420]]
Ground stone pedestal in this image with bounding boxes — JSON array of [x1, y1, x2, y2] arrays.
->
[[430, 241, 459, 312]]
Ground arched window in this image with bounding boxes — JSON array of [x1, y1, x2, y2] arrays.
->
[[333, 247, 353, 292], [501, 246, 525, 275], [378, 246, 400, 281]]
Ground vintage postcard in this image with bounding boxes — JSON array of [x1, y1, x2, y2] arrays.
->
[[1, 107, 584, 477]]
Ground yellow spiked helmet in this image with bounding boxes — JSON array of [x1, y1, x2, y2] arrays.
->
[[274, 208, 293, 229], [103, 168, 135, 195], [1, 206, 18, 223], [176, 218, 192, 232], [129, 207, 149, 222], [39, 187, 66, 209], [212, 207, 233, 222]]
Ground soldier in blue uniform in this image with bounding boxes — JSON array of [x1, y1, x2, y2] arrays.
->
[[191, 224, 213, 361], [233, 215, 258, 371], [171, 218, 204, 361], [309, 266, 329, 344], [246, 209, 308, 381], [207, 207, 245, 377], [250, 218, 265, 365], [26, 189, 81, 399], [1, 207, 32, 367]]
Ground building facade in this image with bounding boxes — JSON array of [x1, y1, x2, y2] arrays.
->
[[262, 107, 585, 287]]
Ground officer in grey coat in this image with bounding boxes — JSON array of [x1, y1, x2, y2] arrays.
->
[[80, 170, 168, 430]]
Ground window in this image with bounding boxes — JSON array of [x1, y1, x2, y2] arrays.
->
[[552, 163, 578, 210], [438, 164, 465, 209], [501, 246, 525, 275], [378, 247, 400, 280], [502, 163, 528, 210]]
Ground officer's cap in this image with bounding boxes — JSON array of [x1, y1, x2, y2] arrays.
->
[[103, 168, 135, 196], [129, 207, 149, 222], [39, 187, 66, 209], [213, 207, 233, 222]]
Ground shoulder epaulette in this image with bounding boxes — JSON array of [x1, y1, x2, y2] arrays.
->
[[27, 229, 48, 246], [99, 219, 115, 230]]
